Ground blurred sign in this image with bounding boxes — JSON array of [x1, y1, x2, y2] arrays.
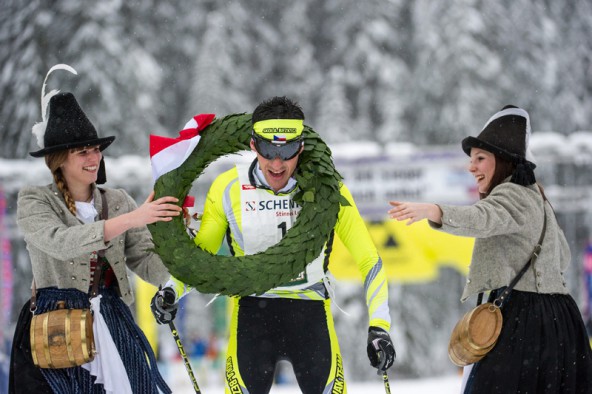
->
[[334, 150, 478, 221], [330, 150, 476, 282], [135, 279, 158, 354], [330, 219, 473, 282]]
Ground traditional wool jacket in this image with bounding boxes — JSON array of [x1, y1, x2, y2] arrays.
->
[[17, 183, 169, 305], [431, 179, 570, 302]]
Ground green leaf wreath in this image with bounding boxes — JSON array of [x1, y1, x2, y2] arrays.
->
[[148, 113, 347, 296]]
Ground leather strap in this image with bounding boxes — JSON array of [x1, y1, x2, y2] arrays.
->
[[30, 188, 108, 311], [91, 189, 109, 298], [493, 209, 546, 308]]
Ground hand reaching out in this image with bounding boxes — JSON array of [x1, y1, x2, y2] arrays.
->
[[103, 191, 182, 242], [388, 201, 442, 225], [134, 191, 182, 226], [182, 207, 201, 227]]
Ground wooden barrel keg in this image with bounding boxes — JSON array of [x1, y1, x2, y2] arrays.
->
[[448, 303, 502, 367], [30, 302, 95, 369]]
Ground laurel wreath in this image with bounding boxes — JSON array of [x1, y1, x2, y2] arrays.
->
[[148, 113, 346, 296]]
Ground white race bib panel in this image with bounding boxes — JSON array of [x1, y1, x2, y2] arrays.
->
[[237, 164, 325, 290]]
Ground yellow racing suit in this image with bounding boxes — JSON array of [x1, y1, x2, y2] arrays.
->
[[176, 159, 391, 393]]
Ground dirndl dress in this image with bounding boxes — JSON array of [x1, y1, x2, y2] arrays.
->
[[9, 287, 171, 394], [465, 288, 592, 394]]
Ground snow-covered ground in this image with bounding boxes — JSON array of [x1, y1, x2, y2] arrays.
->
[[172, 377, 463, 393], [163, 362, 463, 393]]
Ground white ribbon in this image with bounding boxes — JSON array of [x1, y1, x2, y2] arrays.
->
[[322, 273, 351, 317], [460, 364, 473, 393], [82, 295, 133, 394]]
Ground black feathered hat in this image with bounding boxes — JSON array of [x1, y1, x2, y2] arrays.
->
[[461, 105, 536, 186], [29, 92, 114, 158], [29, 64, 115, 184]]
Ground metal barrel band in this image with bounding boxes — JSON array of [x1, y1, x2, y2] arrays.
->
[[42, 314, 53, 368], [80, 310, 94, 363], [30, 316, 39, 366], [65, 309, 75, 367]]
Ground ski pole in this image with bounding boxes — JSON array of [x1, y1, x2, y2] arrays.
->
[[381, 371, 392, 394], [168, 320, 202, 393], [371, 335, 393, 394]]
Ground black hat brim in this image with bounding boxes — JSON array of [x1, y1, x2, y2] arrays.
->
[[461, 136, 518, 162], [29, 136, 115, 158]]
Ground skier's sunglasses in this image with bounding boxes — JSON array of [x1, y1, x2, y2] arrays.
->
[[252, 135, 303, 161]]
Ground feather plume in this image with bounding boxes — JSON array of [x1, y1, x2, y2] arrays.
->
[[32, 64, 78, 149], [31, 122, 47, 149]]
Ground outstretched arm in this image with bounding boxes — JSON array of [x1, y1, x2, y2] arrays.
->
[[388, 201, 442, 226], [104, 191, 181, 242], [335, 184, 395, 371]]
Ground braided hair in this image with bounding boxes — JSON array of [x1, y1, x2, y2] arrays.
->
[[45, 149, 77, 215]]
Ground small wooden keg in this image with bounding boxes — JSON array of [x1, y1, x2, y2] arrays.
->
[[448, 303, 502, 367], [30, 302, 95, 369]]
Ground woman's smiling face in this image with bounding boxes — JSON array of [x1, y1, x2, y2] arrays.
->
[[469, 147, 496, 193], [61, 145, 102, 187]]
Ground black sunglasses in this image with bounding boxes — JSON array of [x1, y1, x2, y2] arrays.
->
[[252, 135, 303, 161]]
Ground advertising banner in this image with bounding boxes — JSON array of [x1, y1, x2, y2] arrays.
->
[[330, 149, 477, 281]]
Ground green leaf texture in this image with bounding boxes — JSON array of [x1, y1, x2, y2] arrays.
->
[[149, 113, 343, 296]]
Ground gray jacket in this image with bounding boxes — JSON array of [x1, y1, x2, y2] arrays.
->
[[432, 180, 570, 302], [17, 184, 170, 305]]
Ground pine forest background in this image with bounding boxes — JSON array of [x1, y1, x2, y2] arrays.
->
[[1, 0, 592, 385], [2, 0, 592, 156]]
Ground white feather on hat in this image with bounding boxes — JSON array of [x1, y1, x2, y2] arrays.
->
[[31, 64, 78, 149]]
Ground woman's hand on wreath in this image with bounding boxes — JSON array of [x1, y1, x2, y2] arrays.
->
[[132, 191, 181, 226], [104, 192, 182, 242]]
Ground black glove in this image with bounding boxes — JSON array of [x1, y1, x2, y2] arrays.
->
[[150, 287, 178, 325], [367, 326, 396, 371]]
